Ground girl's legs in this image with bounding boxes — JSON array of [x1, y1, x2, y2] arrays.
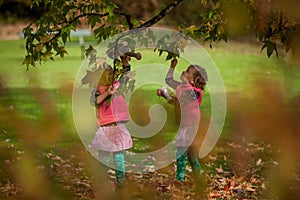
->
[[113, 151, 125, 188], [98, 150, 126, 188], [187, 147, 201, 177], [176, 147, 187, 182]]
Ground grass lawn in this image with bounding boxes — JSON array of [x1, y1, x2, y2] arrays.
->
[[0, 37, 299, 147], [1, 36, 300, 145]]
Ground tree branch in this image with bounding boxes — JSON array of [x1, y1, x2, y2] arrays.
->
[[137, 0, 185, 28], [113, 9, 134, 29], [57, 9, 133, 29]]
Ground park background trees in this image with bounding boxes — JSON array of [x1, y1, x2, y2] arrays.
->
[[9, 0, 298, 67]]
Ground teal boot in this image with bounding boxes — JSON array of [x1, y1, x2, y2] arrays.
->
[[113, 151, 125, 188], [176, 148, 187, 182]]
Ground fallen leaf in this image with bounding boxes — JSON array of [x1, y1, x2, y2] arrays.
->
[[256, 158, 262, 166]]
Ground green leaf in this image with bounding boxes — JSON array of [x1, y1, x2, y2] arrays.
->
[[146, 29, 156, 43], [106, 94, 113, 107], [208, 11, 214, 20], [267, 41, 275, 57], [84, 45, 96, 58], [158, 49, 163, 57], [185, 25, 198, 36], [62, 32, 68, 45], [43, 51, 53, 62], [128, 80, 135, 93], [261, 41, 277, 57], [22, 55, 31, 69], [141, 38, 148, 48], [105, 4, 114, 17]]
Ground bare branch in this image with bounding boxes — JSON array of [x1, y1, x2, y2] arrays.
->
[[58, 9, 133, 29], [113, 9, 134, 29], [138, 0, 185, 28]]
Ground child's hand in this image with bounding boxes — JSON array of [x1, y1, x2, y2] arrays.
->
[[156, 89, 162, 97], [106, 85, 114, 95], [170, 58, 178, 68]]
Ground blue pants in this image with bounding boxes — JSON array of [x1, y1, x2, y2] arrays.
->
[[176, 146, 201, 182], [98, 150, 125, 187]]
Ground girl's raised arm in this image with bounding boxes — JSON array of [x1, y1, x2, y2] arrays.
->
[[165, 58, 180, 90]]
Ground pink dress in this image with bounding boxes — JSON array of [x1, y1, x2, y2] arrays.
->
[[175, 84, 202, 147], [166, 77, 202, 147], [176, 84, 202, 126], [95, 82, 130, 126], [91, 82, 133, 152]]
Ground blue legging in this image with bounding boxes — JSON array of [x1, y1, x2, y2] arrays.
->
[[98, 150, 125, 187], [176, 146, 201, 182]]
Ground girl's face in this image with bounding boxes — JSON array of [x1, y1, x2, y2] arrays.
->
[[180, 65, 197, 84]]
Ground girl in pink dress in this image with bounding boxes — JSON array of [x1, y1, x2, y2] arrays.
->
[[91, 52, 141, 188], [157, 58, 208, 182]]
